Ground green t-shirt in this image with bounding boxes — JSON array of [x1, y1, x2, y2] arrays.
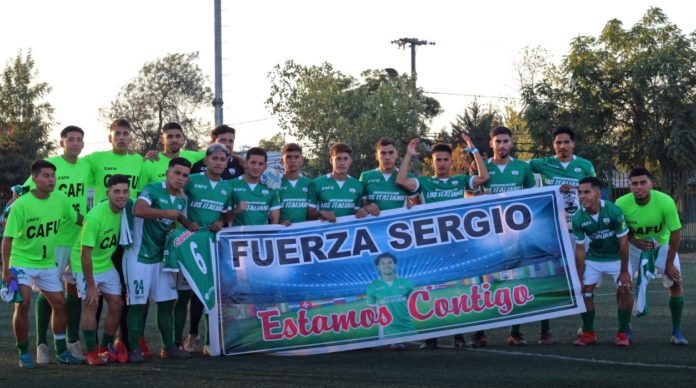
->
[[230, 177, 281, 226], [70, 200, 121, 274], [572, 200, 629, 262], [24, 156, 94, 247], [359, 169, 416, 210], [83, 151, 144, 203], [185, 173, 233, 226], [308, 174, 363, 217], [132, 182, 187, 263], [615, 190, 682, 246], [530, 155, 596, 226], [139, 150, 204, 187], [366, 277, 416, 336], [484, 158, 536, 193], [4, 191, 76, 269], [279, 175, 311, 223], [417, 174, 474, 204]]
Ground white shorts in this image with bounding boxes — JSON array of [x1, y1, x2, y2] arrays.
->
[[13, 266, 63, 293], [75, 268, 121, 298], [55, 246, 76, 284], [124, 250, 177, 305], [628, 243, 680, 279], [177, 273, 191, 291], [583, 259, 632, 288]]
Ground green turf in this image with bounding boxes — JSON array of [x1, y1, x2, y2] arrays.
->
[[1, 259, 696, 387]]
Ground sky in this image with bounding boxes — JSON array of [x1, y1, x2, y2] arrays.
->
[[1, 0, 695, 155]]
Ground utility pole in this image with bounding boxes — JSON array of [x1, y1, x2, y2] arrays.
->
[[391, 37, 435, 175], [213, 0, 223, 126]]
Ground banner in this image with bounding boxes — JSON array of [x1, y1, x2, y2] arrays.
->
[[215, 186, 583, 355]]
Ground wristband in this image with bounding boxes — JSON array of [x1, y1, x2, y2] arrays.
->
[[464, 147, 479, 153]]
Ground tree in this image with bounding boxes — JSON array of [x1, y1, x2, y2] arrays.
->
[[521, 8, 696, 176], [100, 52, 213, 154], [258, 133, 285, 151], [0, 51, 55, 194], [266, 60, 441, 177], [436, 99, 501, 158]]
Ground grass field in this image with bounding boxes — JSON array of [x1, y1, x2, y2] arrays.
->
[[1, 259, 696, 387]]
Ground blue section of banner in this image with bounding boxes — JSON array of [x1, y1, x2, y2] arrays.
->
[[218, 188, 568, 304]]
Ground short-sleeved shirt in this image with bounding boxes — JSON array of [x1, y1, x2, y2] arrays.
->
[[70, 200, 121, 274], [230, 177, 280, 226], [416, 174, 474, 204], [191, 155, 245, 180], [530, 155, 596, 227], [367, 277, 416, 336], [185, 173, 233, 226], [83, 151, 144, 203], [308, 174, 363, 217], [484, 158, 536, 193], [4, 191, 76, 269], [25, 156, 93, 246], [572, 200, 629, 262], [616, 190, 682, 246], [132, 182, 187, 264], [279, 175, 311, 223], [359, 169, 416, 210], [139, 151, 204, 187]]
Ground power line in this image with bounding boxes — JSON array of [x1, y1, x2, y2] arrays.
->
[[424, 91, 521, 100], [228, 116, 277, 125]]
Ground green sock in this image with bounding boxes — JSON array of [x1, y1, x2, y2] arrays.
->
[[618, 308, 632, 332], [157, 300, 176, 349], [101, 333, 115, 348], [540, 319, 550, 333], [35, 293, 52, 346], [66, 295, 82, 343], [127, 305, 145, 352], [581, 310, 595, 332], [17, 341, 29, 356], [509, 325, 521, 335], [54, 334, 67, 354], [669, 296, 684, 332], [83, 329, 97, 352], [174, 290, 192, 346]]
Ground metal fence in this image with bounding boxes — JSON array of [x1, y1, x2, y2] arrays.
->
[[608, 170, 696, 252]]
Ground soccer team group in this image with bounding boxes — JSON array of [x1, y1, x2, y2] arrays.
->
[[0, 119, 686, 368]]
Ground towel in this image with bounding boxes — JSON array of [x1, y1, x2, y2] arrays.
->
[[119, 199, 135, 248], [634, 242, 657, 316], [1, 268, 23, 303]]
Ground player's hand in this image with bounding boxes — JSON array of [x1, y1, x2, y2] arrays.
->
[[282, 219, 292, 227], [363, 203, 380, 216], [2, 269, 16, 287], [355, 207, 369, 219], [633, 237, 658, 251], [318, 210, 337, 223], [233, 201, 248, 215], [85, 285, 99, 306], [664, 264, 682, 284], [186, 222, 200, 232], [162, 210, 182, 221], [617, 271, 632, 289], [461, 134, 475, 149], [144, 150, 160, 161], [208, 221, 223, 232], [406, 139, 420, 158]]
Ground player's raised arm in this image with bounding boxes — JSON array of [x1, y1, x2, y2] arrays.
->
[[396, 139, 420, 194], [462, 134, 489, 188]]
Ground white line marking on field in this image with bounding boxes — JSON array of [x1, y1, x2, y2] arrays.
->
[[468, 348, 696, 370]]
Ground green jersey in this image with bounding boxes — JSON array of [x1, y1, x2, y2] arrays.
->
[[164, 229, 216, 311], [139, 150, 204, 187], [24, 156, 93, 247], [616, 190, 682, 246], [279, 175, 311, 223], [530, 155, 596, 227], [132, 182, 187, 264], [572, 200, 628, 262], [308, 174, 363, 217], [484, 158, 536, 193], [359, 169, 416, 210], [185, 173, 233, 226], [230, 177, 280, 226], [4, 191, 76, 269], [366, 277, 416, 336], [70, 200, 121, 274], [83, 151, 143, 203], [417, 174, 474, 204]]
